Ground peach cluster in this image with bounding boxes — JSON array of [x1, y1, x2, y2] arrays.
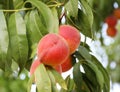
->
[[30, 25, 81, 75], [105, 8, 120, 37]]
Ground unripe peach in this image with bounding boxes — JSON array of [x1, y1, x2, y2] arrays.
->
[[106, 27, 117, 37], [113, 8, 120, 19], [61, 56, 73, 72], [59, 25, 81, 54], [105, 16, 117, 27], [30, 59, 41, 76], [37, 33, 69, 67]]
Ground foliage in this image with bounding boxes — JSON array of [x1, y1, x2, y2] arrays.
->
[[0, 69, 28, 92], [1, 0, 120, 92]]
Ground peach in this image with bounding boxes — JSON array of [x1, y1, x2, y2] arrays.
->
[[113, 8, 120, 19], [59, 25, 81, 54], [106, 27, 117, 37], [37, 33, 69, 67], [30, 59, 41, 76], [105, 16, 117, 27], [61, 56, 73, 72]]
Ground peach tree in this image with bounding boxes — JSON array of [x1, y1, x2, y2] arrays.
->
[[1, 0, 118, 92]]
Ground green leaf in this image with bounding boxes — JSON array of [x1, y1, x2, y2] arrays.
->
[[35, 64, 51, 92], [78, 46, 91, 61], [82, 61, 104, 91], [13, 0, 24, 9], [60, 75, 75, 92], [80, 80, 91, 92], [27, 74, 35, 92], [51, 68, 67, 90], [66, 9, 92, 38], [79, 0, 93, 29], [25, 12, 37, 60], [65, 75, 75, 91], [34, 10, 48, 36], [73, 62, 83, 91], [66, 0, 94, 38], [82, 63, 99, 92], [4, 46, 12, 76], [28, 10, 43, 42], [0, 11, 9, 70], [82, 73, 95, 92], [91, 55, 110, 92], [27, 0, 54, 33], [47, 69, 59, 92], [8, 12, 28, 71], [65, 0, 78, 18], [51, 7, 59, 33], [79, 0, 93, 38]]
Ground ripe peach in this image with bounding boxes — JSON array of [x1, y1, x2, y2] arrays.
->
[[37, 33, 69, 67], [59, 25, 81, 54], [61, 56, 73, 72], [30, 59, 41, 76], [113, 8, 120, 19], [106, 27, 117, 37], [105, 16, 117, 27]]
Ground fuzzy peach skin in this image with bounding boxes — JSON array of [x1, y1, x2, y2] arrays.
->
[[59, 25, 81, 54], [61, 55, 73, 72], [30, 59, 41, 76], [37, 33, 69, 67]]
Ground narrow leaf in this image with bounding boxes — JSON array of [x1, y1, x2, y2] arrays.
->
[[65, 0, 78, 18], [25, 12, 37, 60], [79, 0, 93, 28], [27, 75, 35, 92], [91, 55, 110, 92], [35, 64, 51, 92], [73, 62, 83, 91], [0, 11, 9, 70], [51, 7, 59, 33], [47, 69, 59, 92], [8, 12, 28, 71], [65, 75, 75, 91], [29, 10, 43, 42], [27, 0, 54, 33], [78, 46, 91, 61], [34, 10, 48, 36], [82, 63, 100, 92], [83, 61, 104, 91], [82, 73, 95, 92], [13, 0, 24, 9], [51, 68, 67, 90]]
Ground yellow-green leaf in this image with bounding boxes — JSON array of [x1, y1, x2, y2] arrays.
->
[[51, 68, 67, 90], [35, 64, 51, 92]]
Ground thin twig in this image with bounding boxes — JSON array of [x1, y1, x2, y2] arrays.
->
[[0, 7, 33, 12]]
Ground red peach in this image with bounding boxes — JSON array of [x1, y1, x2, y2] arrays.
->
[[113, 8, 120, 19], [37, 33, 69, 67], [105, 16, 117, 27], [106, 27, 117, 37], [30, 59, 41, 76], [61, 56, 73, 72], [59, 25, 81, 54]]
